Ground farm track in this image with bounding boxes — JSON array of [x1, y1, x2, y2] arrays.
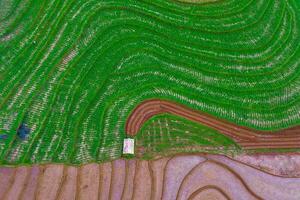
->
[[126, 99, 300, 149], [1, 154, 300, 200]]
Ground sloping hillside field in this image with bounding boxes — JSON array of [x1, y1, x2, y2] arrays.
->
[[0, 0, 300, 165]]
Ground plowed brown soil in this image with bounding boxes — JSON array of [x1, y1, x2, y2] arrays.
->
[[126, 99, 300, 149], [1, 154, 300, 200]]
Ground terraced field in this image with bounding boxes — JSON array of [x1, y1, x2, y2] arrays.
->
[[1, 154, 300, 200], [0, 0, 300, 165]]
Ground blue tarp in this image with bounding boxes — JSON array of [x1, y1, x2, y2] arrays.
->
[[17, 124, 30, 140]]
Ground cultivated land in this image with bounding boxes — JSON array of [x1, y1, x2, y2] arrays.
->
[[0, 0, 300, 165], [128, 100, 300, 151], [1, 154, 300, 200]]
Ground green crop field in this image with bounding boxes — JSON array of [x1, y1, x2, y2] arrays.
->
[[135, 114, 241, 159], [0, 0, 299, 165]]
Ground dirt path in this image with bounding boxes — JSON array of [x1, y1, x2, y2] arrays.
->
[[126, 99, 300, 149]]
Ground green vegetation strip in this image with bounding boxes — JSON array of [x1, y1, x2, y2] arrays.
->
[[0, 0, 299, 165], [135, 114, 241, 159]]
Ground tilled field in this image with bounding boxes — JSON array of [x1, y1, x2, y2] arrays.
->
[[1, 154, 300, 200], [128, 99, 300, 151]]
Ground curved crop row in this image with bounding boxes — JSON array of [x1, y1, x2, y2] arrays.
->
[[0, 0, 299, 164]]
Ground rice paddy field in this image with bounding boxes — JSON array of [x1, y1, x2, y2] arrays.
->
[[0, 0, 299, 165]]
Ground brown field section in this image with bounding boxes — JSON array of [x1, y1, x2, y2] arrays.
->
[[1, 154, 300, 200], [126, 99, 300, 149]]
